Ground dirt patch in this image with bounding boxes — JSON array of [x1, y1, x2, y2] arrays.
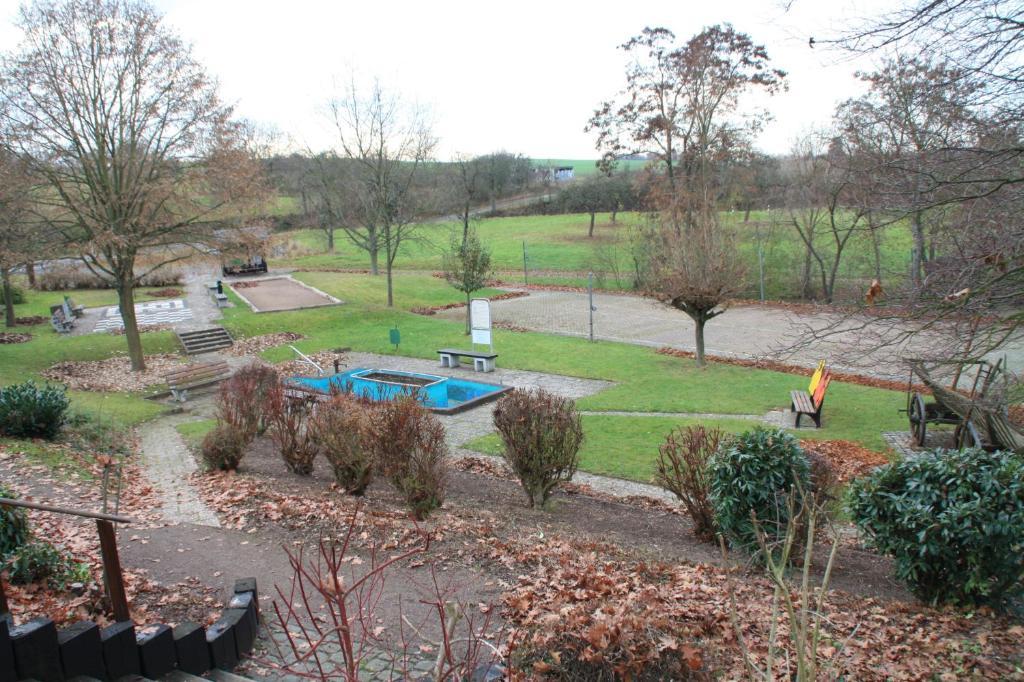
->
[[229, 277, 339, 312], [226, 331, 305, 357], [41, 353, 184, 392], [0, 332, 31, 343], [15, 315, 47, 326]]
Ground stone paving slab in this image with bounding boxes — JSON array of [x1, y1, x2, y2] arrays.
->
[[137, 412, 221, 527]]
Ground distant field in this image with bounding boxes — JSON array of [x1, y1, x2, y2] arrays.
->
[[277, 210, 912, 301], [531, 158, 650, 176]]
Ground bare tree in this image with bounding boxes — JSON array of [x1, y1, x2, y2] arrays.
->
[[641, 219, 746, 367], [329, 79, 436, 307], [784, 132, 869, 303], [587, 24, 786, 224], [449, 153, 486, 243], [1, 0, 267, 370], [0, 148, 35, 327]]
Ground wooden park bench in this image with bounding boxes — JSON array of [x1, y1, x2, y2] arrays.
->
[[790, 361, 831, 428], [163, 360, 231, 402], [437, 348, 498, 373]]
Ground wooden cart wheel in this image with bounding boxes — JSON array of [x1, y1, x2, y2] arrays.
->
[[955, 420, 983, 450], [909, 393, 927, 446]]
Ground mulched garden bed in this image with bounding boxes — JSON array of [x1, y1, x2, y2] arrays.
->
[[41, 353, 184, 392], [410, 291, 529, 316], [15, 315, 47, 326], [225, 331, 305, 357], [800, 439, 891, 484], [149, 287, 184, 298], [185, 438, 1023, 679], [0, 332, 32, 343], [656, 346, 924, 394]]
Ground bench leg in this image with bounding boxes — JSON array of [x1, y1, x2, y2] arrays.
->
[[812, 412, 822, 428], [794, 411, 803, 428], [170, 389, 188, 403], [481, 358, 495, 372], [440, 354, 459, 369]]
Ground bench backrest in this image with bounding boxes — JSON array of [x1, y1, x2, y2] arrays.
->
[[812, 371, 831, 409], [164, 362, 230, 385], [62, 298, 74, 320], [808, 360, 826, 394]]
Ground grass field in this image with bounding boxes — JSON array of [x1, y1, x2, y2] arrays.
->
[[531, 158, 650, 177], [277, 211, 913, 301]]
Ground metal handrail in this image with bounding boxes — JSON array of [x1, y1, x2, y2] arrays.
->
[[0, 497, 135, 524], [289, 345, 325, 375]]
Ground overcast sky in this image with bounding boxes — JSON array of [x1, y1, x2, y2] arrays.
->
[[0, 0, 891, 159]]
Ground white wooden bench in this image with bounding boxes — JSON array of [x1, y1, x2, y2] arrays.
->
[[437, 348, 498, 373]]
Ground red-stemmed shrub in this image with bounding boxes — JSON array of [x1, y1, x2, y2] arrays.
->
[[265, 382, 319, 475], [364, 395, 447, 520], [309, 394, 374, 495], [217, 363, 279, 441], [654, 425, 723, 543], [492, 388, 583, 508]]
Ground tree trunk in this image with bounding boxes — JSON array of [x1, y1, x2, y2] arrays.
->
[[465, 292, 471, 335], [369, 248, 379, 276], [326, 227, 335, 252], [870, 225, 883, 282], [462, 204, 470, 244], [611, 205, 618, 224], [588, 212, 596, 238], [910, 210, 926, 286], [693, 315, 707, 368], [26, 261, 35, 288], [801, 246, 814, 300], [2, 266, 15, 328], [385, 262, 394, 307], [116, 276, 146, 371]]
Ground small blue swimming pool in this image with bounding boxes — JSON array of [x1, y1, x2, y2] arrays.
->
[[287, 368, 511, 414]]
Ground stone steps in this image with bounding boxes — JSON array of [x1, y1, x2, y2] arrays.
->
[[177, 327, 233, 355]]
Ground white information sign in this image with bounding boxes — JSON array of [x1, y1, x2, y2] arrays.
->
[[470, 298, 492, 350], [470, 298, 491, 331], [471, 328, 492, 346]]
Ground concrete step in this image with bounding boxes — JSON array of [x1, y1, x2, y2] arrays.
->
[[177, 327, 233, 355]]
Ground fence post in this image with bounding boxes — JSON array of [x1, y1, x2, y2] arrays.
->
[[588, 272, 596, 342], [522, 241, 528, 285], [96, 519, 130, 622]]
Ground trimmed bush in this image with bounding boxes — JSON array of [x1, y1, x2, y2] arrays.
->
[[654, 425, 723, 542], [3, 540, 90, 588], [0, 381, 70, 440], [266, 383, 319, 475], [0, 486, 30, 557], [365, 396, 447, 520], [200, 422, 248, 471], [492, 388, 584, 508], [848, 448, 1024, 607], [709, 427, 811, 553], [309, 394, 374, 495]]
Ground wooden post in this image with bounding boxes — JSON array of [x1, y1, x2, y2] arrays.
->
[[96, 519, 130, 622]]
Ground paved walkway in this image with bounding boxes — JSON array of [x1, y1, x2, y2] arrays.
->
[[137, 411, 221, 527]]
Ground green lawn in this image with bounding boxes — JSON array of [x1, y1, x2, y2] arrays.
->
[[216, 270, 905, 455], [1, 269, 907, 481], [277, 211, 913, 300], [176, 419, 217, 450], [467, 415, 764, 482]]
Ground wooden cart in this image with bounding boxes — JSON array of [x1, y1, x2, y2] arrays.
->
[[905, 359, 1023, 452]]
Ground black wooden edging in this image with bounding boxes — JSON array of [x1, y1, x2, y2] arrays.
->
[[2, 577, 259, 681]]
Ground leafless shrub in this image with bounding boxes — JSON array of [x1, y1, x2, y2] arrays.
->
[[492, 388, 584, 508], [265, 383, 319, 475], [308, 394, 374, 495], [365, 396, 448, 519], [654, 425, 723, 542]]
